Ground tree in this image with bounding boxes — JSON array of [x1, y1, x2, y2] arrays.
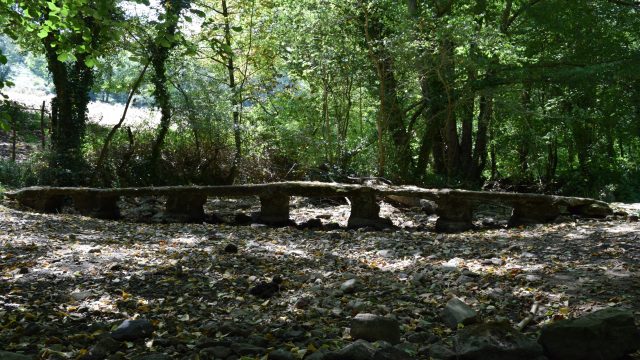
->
[[149, 0, 191, 182], [3, 0, 128, 184]]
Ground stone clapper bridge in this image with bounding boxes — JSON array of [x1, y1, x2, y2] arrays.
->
[[5, 182, 612, 232]]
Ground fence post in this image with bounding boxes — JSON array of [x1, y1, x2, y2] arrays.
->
[[11, 122, 16, 162], [40, 100, 46, 149]]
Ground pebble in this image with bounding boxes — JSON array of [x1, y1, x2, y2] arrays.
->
[[70, 290, 93, 301], [224, 243, 238, 253], [340, 278, 359, 294]]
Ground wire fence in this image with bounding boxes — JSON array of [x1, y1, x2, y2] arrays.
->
[[1, 100, 49, 162]]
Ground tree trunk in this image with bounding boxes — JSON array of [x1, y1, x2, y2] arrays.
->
[[149, 0, 186, 183], [222, 0, 242, 183], [361, 1, 410, 181], [406, 0, 455, 180], [472, 93, 492, 182], [44, 34, 93, 185]]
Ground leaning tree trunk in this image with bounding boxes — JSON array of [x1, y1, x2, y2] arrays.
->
[[94, 62, 149, 185]]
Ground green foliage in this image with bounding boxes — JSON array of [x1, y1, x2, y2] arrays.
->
[[0, 0, 639, 198]]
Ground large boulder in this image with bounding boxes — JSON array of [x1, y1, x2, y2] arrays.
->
[[350, 313, 401, 344], [538, 307, 640, 360], [455, 322, 545, 360]]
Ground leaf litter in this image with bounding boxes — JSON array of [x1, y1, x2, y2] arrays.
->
[[0, 197, 639, 359]]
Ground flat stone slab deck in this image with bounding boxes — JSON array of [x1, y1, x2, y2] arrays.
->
[[5, 182, 612, 232]]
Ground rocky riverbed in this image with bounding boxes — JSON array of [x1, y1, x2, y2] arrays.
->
[[0, 197, 639, 359]]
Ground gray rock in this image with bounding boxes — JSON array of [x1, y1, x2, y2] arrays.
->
[[444, 257, 465, 269], [219, 321, 252, 337], [428, 344, 456, 360], [441, 298, 477, 329], [111, 319, 154, 341], [0, 351, 33, 360], [70, 290, 94, 301], [373, 346, 412, 360], [22, 323, 42, 336], [456, 275, 475, 285], [200, 346, 232, 359], [406, 332, 434, 343], [481, 258, 504, 266], [326, 340, 376, 360], [306, 349, 331, 360], [231, 342, 266, 356], [376, 249, 394, 258], [89, 336, 121, 357], [351, 313, 401, 344], [269, 349, 295, 360], [454, 322, 544, 360], [346, 299, 367, 313], [421, 200, 438, 215], [524, 274, 542, 282], [135, 354, 171, 360], [538, 307, 640, 360], [224, 243, 238, 253], [340, 278, 359, 294]]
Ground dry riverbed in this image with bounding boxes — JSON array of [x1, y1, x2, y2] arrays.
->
[[1, 198, 639, 359]]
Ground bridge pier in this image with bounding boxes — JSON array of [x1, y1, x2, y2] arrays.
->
[[259, 193, 291, 226], [73, 194, 120, 219], [165, 194, 207, 222], [19, 194, 65, 213], [347, 191, 392, 229], [435, 199, 474, 232]]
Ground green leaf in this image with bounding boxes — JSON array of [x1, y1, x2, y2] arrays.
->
[[57, 52, 69, 62], [0, 54, 6, 65], [37, 29, 49, 39], [232, 26, 243, 32], [47, 1, 60, 12], [191, 9, 206, 18], [84, 57, 97, 68], [0, 112, 11, 131], [57, 52, 77, 62], [158, 38, 171, 48]]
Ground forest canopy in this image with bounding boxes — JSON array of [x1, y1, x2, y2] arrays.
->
[[0, 0, 639, 200]]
